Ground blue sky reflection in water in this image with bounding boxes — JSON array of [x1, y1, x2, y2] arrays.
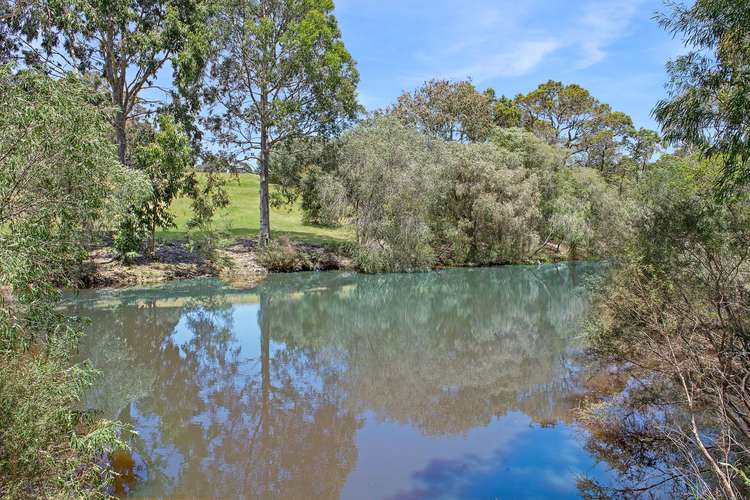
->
[[70, 263, 615, 499]]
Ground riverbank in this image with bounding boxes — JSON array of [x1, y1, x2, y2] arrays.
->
[[81, 237, 571, 289], [81, 237, 354, 289]]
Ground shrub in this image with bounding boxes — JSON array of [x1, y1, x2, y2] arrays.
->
[[432, 141, 541, 264], [549, 167, 632, 258], [581, 155, 750, 498], [300, 165, 342, 227], [256, 237, 311, 272], [0, 67, 133, 497], [326, 117, 546, 270], [114, 115, 228, 257], [269, 137, 341, 227], [114, 214, 148, 257], [331, 116, 440, 272]]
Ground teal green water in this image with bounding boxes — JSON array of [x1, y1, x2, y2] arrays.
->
[[70, 263, 614, 499]]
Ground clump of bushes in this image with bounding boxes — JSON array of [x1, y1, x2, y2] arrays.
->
[[256, 237, 311, 272], [302, 116, 627, 272], [580, 155, 750, 498], [433, 141, 541, 264]]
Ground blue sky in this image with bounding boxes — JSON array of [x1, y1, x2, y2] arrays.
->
[[334, 0, 686, 131]]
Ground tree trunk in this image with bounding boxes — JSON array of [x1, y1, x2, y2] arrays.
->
[[260, 309, 271, 497], [258, 126, 271, 246], [115, 109, 127, 165], [150, 217, 156, 256]]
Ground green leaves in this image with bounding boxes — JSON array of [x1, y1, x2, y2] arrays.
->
[[515, 80, 645, 172], [3, 0, 214, 161], [204, 0, 359, 241], [0, 66, 138, 498], [654, 0, 750, 195], [394, 79, 494, 143]]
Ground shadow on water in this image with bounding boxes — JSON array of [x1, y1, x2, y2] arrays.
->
[[69, 263, 613, 499]]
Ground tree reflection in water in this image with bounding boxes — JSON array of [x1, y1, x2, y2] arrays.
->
[[73, 263, 608, 499]]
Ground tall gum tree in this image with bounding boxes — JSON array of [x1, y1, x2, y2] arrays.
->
[[3, 0, 211, 164], [204, 0, 359, 244], [515, 80, 649, 171], [654, 0, 750, 193]]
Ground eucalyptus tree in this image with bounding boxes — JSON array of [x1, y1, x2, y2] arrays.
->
[[204, 0, 359, 244], [654, 0, 750, 193], [626, 127, 661, 174], [515, 80, 640, 170], [394, 79, 494, 142], [515, 80, 598, 149], [491, 94, 522, 128], [3, 0, 212, 163]]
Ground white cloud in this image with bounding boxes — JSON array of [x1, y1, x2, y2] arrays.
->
[[444, 39, 562, 82], [573, 0, 645, 68], [400, 0, 644, 86], [404, 1, 558, 83]]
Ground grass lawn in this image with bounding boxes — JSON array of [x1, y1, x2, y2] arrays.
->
[[160, 173, 351, 244]]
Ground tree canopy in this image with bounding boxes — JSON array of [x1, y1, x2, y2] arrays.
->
[[3, 0, 212, 163], [204, 0, 359, 243], [394, 79, 494, 142], [654, 0, 750, 193]]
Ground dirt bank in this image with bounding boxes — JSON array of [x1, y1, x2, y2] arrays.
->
[[81, 238, 351, 289]]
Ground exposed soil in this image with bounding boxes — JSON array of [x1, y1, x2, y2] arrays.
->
[[217, 239, 269, 288], [81, 238, 351, 289]]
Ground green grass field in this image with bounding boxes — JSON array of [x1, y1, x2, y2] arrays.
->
[[161, 173, 351, 244]]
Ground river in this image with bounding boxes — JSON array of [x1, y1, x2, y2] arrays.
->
[[69, 263, 615, 499]]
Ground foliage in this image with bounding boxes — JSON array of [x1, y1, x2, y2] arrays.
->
[[626, 127, 661, 175], [318, 116, 565, 271], [0, 66, 150, 236], [268, 136, 341, 226], [204, 0, 360, 244], [3, 0, 212, 163], [0, 67, 134, 498], [491, 94, 522, 128], [490, 127, 566, 225], [583, 155, 750, 498], [115, 114, 228, 256], [515, 80, 650, 173], [654, 0, 750, 193], [256, 237, 310, 272], [393, 79, 494, 142], [113, 214, 150, 258], [138, 115, 196, 250], [549, 167, 632, 258], [330, 116, 438, 272], [432, 141, 540, 265]]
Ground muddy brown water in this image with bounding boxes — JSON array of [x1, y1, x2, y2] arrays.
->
[[68, 263, 616, 499]]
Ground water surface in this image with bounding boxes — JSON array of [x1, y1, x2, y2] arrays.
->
[[71, 264, 613, 499]]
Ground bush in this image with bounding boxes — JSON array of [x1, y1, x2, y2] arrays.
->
[[114, 214, 148, 257], [114, 115, 228, 257], [549, 167, 632, 258], [305, 116, 634, 270], [0, 67, 134, 497], [330, 116, 441, 272], [256, 237, 311, 272], [300, 165, 342, 227], [323, 117, 547, 271], [432, 141, 541, 264], [581, 155, 750, 498], [269, 137, 341, 226]]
